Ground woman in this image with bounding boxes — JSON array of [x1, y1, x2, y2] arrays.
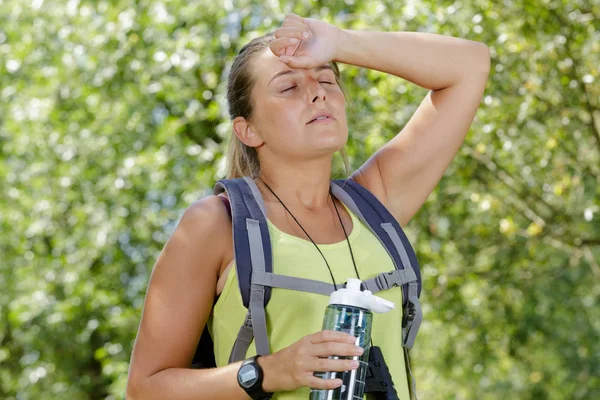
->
[[126, 13, 490, 400]]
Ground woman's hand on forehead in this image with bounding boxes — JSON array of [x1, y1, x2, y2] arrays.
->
[[270, 13, 343, 69]]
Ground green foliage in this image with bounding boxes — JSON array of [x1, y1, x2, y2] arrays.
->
[[1, 0, 598, 399]]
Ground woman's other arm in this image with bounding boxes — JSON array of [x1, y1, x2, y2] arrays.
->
[[125, 194, 361, 399], [126, 195, 249, 400]]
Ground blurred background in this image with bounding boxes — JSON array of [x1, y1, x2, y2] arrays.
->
[[1, 0, 599, 399]]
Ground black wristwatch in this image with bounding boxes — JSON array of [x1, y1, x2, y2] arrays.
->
[[237, 355, 273, 400]]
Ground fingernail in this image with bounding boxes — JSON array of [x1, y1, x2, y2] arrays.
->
[[355, 347, 364, 355], [303, 31, 309, 38], [279, 56, 289, 63], [352, 360, 360, 369], [290, 38, 299, 44]]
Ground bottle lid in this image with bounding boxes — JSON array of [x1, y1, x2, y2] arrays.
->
[[329, 278, 395, 313]]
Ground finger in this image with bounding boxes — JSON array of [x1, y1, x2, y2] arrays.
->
[[311, 356, 360, 373], [270, 37, 301, 56], [305, 376, 344, 390], [281, 55, 322, 69], [284, 13, 306, 24], [282, 18, 305, 29], [308, 330, 357, 345], [310, 342, 364, 358], [275, 26, 310, 41], [287, 43, 300, 57]]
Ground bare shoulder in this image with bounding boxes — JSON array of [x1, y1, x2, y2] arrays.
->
[[171, 194, 231, 264], [184, 194, 230, 228]]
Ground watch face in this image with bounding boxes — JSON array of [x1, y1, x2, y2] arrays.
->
[[238, 364, 258, 389]]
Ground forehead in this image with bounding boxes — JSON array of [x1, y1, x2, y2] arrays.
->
[[251, 48, 333, 87]]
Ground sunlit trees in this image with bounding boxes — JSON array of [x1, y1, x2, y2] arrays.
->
[[1, 0, 598, 398]]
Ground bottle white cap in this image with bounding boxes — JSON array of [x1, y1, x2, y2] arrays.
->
[[329, 278, 395, 314]]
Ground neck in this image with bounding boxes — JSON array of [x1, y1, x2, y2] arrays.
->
[[257, 157, 334, 211]]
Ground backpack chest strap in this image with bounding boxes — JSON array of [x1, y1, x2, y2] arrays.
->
[[252, 269, 418, 296], [229, 268, 420, 363], [362, 268, 417, 293], [252, 271, 337, 296]]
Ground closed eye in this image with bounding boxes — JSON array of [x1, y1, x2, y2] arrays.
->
[[282, 81, 335, 93]]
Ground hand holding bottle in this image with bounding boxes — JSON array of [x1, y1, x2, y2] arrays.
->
[[258, 330, 363, 392]]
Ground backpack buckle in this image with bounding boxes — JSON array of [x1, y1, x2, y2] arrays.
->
[[243, 311, 253, 329], [402, 282, 422, 349], [374, 271, 398, 291], [402, 302, 416, 328]]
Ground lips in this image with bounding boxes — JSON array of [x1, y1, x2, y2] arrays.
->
[[307, 111, 334, 124]]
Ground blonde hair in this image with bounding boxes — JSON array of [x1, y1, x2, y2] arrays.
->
[[225, 32, 351, 179]]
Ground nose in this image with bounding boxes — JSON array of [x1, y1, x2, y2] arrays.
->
[[308, 80, 327, 103]]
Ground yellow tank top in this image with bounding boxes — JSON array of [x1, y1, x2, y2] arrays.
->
[[207, 203, 410, 399]]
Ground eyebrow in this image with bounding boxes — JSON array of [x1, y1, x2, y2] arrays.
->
[[267, 64, 334, 86]]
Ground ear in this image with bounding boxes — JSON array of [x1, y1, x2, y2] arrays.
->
[[233, 116, 264, 148]]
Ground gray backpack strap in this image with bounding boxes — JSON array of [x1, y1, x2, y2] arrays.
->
[[363, 267, 421, 348], [228, 218, 272, 363], [404, 280, 422, 352], [329, 182, 404, 278], [362, 269, 417, 293], [216, 177, 272, 363], [380, 223, 422, 349], [246, 218, 270, 357], [252, 271, 337, 296], [229, 311, 254, 363], [331, 180, 423, 350], [242, 176, 267, 217]]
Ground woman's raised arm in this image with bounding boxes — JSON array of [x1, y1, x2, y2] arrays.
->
[[272, 13, 491, 227]]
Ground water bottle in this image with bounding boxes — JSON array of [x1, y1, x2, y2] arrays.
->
[[309, 278, 395, 400]]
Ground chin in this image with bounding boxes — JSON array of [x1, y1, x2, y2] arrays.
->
[[312, 135, 348, 155]]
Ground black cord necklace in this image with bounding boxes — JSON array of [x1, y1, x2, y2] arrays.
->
[[259, 177, 378, 350], [258, 178, 361, 290]]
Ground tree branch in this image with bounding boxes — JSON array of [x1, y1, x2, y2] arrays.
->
[[581, 238, 600, 246], [581, 82, 600, 153], [583, 246, 600, 277], [467, 146, 587, 253], [466, 146, 560, 222], [549, 7, 600, 155]]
